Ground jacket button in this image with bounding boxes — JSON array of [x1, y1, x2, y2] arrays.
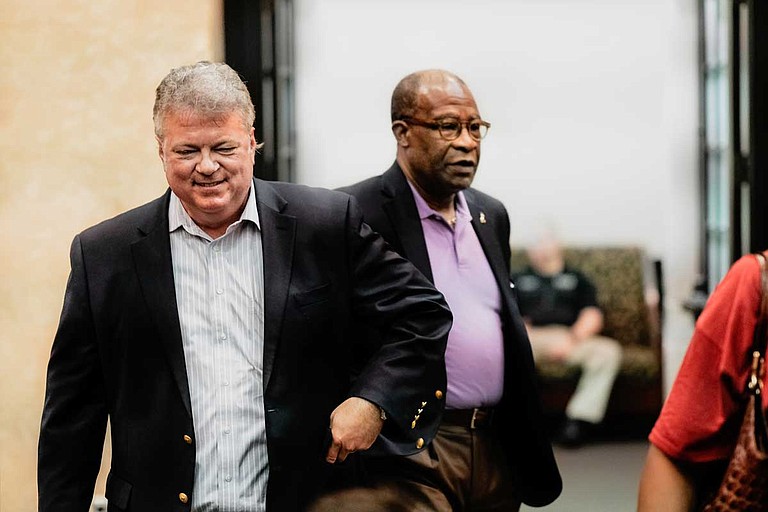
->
[[179, 492, 189, 504], [183, 434, 193, 444], [416, 438, 424, 449], [435, 390, 443, 400]]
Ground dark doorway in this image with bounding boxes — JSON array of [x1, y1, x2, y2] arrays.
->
[[224, 0, 295, 182]]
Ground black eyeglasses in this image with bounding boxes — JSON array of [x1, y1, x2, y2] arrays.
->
[[399, 116, 491, 141]]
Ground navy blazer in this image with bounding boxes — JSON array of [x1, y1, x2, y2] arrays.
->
[[340, 163, 563, 507], [39, 178, 451, 512]]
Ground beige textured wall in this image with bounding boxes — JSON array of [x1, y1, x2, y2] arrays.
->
[[0, 2, 223, 510]]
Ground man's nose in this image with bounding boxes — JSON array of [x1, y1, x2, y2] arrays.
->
[[197, 151, 219, 175], [453, 126, 479, 150]]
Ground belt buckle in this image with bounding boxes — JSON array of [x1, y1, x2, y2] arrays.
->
[[470, 408, 479, 429]]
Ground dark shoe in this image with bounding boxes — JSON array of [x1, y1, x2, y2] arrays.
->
[[554, 418, 594, 448]]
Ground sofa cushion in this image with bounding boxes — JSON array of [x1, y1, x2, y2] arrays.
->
[[536, 344, 660, 382]]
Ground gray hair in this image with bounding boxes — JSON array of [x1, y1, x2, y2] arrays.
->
[[153, 61, 256, 138], [391, 69, 468, 122]]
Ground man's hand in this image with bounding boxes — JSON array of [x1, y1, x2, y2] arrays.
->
[[548, 335, 577, 361], [549, 307, 604, 361], [325, 397, 384, 464]]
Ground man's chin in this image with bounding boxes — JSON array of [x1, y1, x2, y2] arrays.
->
[[451, 177, 475, 191], [181, 196, 229, 217]]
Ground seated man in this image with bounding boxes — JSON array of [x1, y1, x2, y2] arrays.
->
[[513, 235, 622, 447]]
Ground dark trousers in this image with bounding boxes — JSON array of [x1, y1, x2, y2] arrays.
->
[[309, 409, 521, 512]]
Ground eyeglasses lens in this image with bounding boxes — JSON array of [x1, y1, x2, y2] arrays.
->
[[438, 121, 487, 141]]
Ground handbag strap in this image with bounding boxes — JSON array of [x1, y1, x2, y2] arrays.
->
[[748, 253, 768, 394]]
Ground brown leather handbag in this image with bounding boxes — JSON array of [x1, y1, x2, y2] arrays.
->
[[700, 253, 768, 511]]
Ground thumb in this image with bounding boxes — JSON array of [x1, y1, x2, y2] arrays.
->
[[325, 432, 341, 463]]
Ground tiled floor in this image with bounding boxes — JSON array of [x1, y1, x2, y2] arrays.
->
[[521, 441, 648, 512]]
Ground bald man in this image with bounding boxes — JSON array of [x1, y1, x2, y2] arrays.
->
[[328, 70, 562, 511]]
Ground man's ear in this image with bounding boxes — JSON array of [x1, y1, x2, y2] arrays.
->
[[392, 121, 410, 147], [249, 127, 257, 164], [156, 137, 165, 161]]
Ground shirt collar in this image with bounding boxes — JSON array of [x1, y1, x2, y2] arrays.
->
[[168, 186, 261, 237], [406, 180, 471, 222]]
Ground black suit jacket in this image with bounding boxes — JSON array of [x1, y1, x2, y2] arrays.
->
[[340, 163, 562, 507], [38, 178, 451, 512]]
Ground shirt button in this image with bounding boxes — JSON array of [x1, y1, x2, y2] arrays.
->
[[220, 333, 227, 341], [224, 427, 231, 434], [223, 381, 230, 387], [183, 434, 193, 445], [225, 475, 232, 482], [179, 492, 189, 504], [216, 288, 224, 295], [214, 245, 221, 252]]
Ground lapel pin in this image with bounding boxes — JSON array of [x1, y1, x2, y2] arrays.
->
[[479, 212, 487, 224]]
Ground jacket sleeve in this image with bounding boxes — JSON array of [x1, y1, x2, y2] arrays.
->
[[343, 196, 452, 455], [38, 235, 108, 511]]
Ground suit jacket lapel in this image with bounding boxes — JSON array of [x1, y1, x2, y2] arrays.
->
[[254, 179, 295, 390], [464, 192, 512, 297], [379, 165, 510, 302], [380, 163, 434, 282], [131, 191, 192, 418]]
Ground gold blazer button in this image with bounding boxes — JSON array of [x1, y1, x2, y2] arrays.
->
[[183, 435, 193, 444], [416, 437, 424, 449], [435, 390, 443, 400], [179, 492, 189, 504]]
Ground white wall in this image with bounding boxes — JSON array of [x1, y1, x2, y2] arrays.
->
[[294, 0, 700, 389]]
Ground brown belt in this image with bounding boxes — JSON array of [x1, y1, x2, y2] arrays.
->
[[442, 407, 495, 429]]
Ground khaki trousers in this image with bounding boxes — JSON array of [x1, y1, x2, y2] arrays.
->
[[528, 326, 622, 424], [308, 420, 520, 512]]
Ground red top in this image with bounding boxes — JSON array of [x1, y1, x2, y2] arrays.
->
[[650, 254, 765, 462]]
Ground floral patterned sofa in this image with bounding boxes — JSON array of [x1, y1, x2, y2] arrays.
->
[[510, 246, 663, 435]]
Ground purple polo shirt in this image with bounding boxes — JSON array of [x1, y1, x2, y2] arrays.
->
[[408, 183, 505, 410]]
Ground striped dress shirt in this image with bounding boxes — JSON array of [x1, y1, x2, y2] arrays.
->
[[169, 187, 268, 511]]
